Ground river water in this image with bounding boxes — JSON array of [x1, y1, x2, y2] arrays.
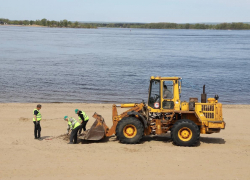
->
[[0, 26, 249, 104]]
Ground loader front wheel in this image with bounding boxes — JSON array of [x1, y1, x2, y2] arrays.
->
[[171, 119, 200, 146], [116, 117, 144, 144]]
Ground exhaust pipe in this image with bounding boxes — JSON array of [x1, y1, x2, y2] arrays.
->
[[201, 85, 207, 103]]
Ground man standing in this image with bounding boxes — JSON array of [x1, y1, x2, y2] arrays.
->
[[33, 104, 42, 139], [75, 109, 89, 134], [64, 116, 82, 144]]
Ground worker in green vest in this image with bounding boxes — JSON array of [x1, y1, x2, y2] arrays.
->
[[64, 116, 82, 144], [75, 109, 89, 134], [33, 104, 42, 139]]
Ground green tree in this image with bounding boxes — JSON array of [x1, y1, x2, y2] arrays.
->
[[184, 23, 190, 29], [47, 20, 51, 27], [74, 21, 79, 28], [41, 18, 47, 26], [23, 20, 29, 25], [63, 19, 68, 27], [35, 20, 41, 25], [68, 21, 72, 27]]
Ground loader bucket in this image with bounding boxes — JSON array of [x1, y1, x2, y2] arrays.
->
[[83, 112, 109, 141]]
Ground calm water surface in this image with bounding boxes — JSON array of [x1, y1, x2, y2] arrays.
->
[[0, 26, 249, 104]]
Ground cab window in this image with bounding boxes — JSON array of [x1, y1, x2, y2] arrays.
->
[[148, 80, 160, 108], [163, 81, 173, 99], [162, 81, 174, 109]]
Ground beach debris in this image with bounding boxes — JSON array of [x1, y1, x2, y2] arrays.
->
[[44, 133, 69, 141], [19, 117, 29, 121]]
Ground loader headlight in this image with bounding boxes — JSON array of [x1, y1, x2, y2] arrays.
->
[[214, 95, 219, 100]]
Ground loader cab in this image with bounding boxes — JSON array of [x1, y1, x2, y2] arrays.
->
[[148, 77, 181, 111], [162, 81, 174, 109], [148, 79, 161, 109]]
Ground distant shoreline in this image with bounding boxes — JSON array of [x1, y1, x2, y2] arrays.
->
[[1, 18, 250, 30], [0, 24, 92, 29], [1, 24, 250, 31], [1, 24, 44, 27]]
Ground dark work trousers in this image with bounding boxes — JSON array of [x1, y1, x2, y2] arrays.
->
[[33, 121, 41, 138], [70, 125, 82, 144], [79, 120, 89, 134]]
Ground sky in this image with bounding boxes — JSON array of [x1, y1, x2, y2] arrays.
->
[[0, 0, 250, 23]]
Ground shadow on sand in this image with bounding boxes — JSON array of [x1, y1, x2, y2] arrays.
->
[[37, 136, 51, 141], [78, 134, 226, 146], [140, 135, 172, 144], [200, 137, 226, 144], [79, 136, 115, 144]]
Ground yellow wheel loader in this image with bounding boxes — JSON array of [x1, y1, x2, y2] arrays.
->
[[83, 77, 225, 146]]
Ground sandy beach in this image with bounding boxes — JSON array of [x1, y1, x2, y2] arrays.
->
[[0, 103, 249, 180]]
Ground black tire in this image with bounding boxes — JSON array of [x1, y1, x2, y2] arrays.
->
[[115, 132, 119, 140], [116, 116, 144, 144], [171, 119, 200, 146]]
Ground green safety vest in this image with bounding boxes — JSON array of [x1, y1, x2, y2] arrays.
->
[[33, 109, 42, 121], [79, 111, 89, 122], [68, 118, 80, 129]]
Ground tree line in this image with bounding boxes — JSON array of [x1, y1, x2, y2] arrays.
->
[[0, 18, 97, 28], [1, 18, 250, 30], [100, 22, 250, 30]]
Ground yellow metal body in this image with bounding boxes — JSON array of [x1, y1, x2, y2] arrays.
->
[[90, 76, 225, 140], [207, 98, 216, 103], [148, 76, 181, 113], [120, 104, 136, 108], [181, 101, 189, 111], [178, 127, 193, 141], [123, 124, 137, 138], [195, 102, 225, 133], [146, 76, 225, 135], [104, 103, 145, 137]]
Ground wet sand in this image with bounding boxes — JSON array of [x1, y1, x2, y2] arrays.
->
[[0, 103, 249, 180]]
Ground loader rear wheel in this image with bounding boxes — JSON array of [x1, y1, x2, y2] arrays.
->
[[171, 119, 200, 146], [116, 117, 144, 144]]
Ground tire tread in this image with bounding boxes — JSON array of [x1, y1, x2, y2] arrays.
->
[[171, 119, 200, 146], [116, 117, 144, 144]]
